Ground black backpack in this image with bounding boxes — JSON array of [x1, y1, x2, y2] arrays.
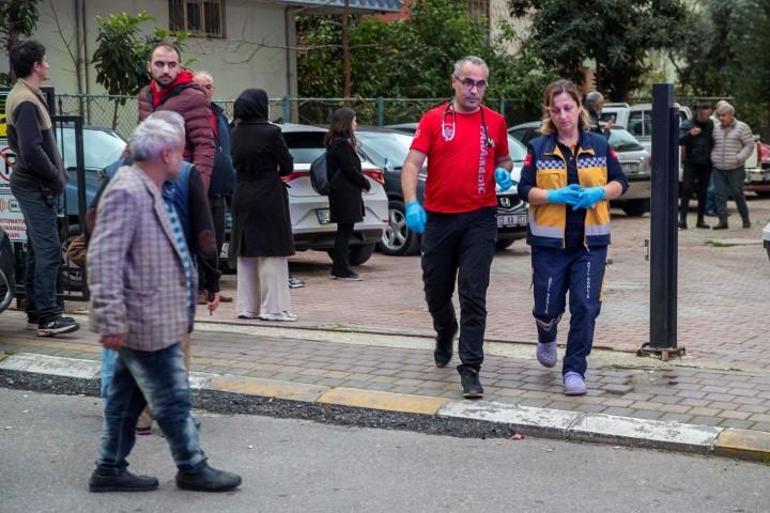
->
[[310, 151, 335, 195]]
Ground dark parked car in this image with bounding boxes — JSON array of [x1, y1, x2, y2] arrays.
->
[[377, 124, 529, 253]]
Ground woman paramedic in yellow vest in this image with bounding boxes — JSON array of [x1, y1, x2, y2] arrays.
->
[[513, 79, 628, 395]]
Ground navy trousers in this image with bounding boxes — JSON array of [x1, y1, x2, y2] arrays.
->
[[421, 207, 497, 371], [531, 245, 607, 377]]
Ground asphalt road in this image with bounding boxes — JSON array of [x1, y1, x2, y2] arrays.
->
[[1, 387, 768, 513]]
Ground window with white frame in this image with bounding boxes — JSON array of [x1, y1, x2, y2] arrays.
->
[[169, 0, 224, 38]]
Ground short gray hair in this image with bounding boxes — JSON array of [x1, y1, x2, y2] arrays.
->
[[146, 110, 185, 134], [194, 70, 214, 84], [716, 100, 735, 115], [129, 115, 185, 162], [453, 56, 488, 77]]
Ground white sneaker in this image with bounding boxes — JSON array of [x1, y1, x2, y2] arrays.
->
[[258, 312, 297, 322], [237, 312, 258, 320]]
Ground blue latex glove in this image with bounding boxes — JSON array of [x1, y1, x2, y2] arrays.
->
[[546, 183, 583, 205], [494, 167, 513, 191], [404, 200, 427, 234], [572, 186, 607, 210]]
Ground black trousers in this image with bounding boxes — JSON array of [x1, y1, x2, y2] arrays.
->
[[421, 207, 497, 371], [198, 195, 227, 293], [332, 222, 355, 277], [210, 195, 227, 252], [679, 163, 712, 222]]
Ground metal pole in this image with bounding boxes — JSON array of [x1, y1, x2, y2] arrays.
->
[[639, 83, 685, 361], [283, 96, 291, 123], [377, 97, 385, 126]]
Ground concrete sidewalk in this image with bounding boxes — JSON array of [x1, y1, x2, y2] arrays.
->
[[2, 309, 770, 461]]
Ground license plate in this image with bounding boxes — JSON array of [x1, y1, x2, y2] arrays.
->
[[219, 242, 229, 259], [497, 213, 527, 228], [316, 208, 331, 224], [622, 162, 639, 175]]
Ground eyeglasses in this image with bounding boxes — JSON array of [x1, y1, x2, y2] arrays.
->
[[454, 75, 487, 91]]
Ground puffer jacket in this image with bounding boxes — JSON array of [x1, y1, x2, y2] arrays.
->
[[138, 77, 214, 190], [711, 119, 754, 171]]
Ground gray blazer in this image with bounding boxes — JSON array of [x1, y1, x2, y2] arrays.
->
[[88, 165, 197, 351]]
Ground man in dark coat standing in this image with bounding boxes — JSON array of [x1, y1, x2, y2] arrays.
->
[[193, 71, 236, 303], [137, 43, 214, 191], [679, 103, 715, 229], [6, 40, 79, 336]]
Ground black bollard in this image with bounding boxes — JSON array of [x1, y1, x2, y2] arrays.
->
[[638, 84, 686, 361]]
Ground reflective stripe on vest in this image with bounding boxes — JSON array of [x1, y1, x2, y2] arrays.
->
[[529, 137, 612, 246]]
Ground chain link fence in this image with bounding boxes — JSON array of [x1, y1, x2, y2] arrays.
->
[[54, 94, 540, 138]]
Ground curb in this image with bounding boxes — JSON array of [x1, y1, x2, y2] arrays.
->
[[1, 352, 768, 461]]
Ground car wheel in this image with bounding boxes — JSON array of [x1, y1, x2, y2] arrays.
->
[[621, 199, 650, 217], [377, 200, 421, 256], [496, 236, 517, 251], [327, 243, 376, 267]]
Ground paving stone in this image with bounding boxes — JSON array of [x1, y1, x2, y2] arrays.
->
[[659, 413, 695, 424], [689, 416, 724, 427], [602, 407, 636, 417]]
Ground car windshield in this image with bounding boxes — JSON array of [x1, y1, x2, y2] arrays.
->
[[609, 128, 645, 152], [356, 131, 414, 169], [56, 126, 126, 170], [507, 136, 527, 162], [283, 131, 326, 164]]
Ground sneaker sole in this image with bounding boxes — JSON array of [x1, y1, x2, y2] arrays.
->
[[176, 481, 241, 492], [89, 483, 159, 493], [463, 390, 484, 399], [37, 324, 80, 337]]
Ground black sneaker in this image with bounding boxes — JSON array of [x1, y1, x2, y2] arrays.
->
[[332, 272, 362, 282], [458, 367, 484, 399], [176, 463, 242, 492], [434, 320, 458, 368], [89, 468, 159, 493], [37, 317, 80, 337]]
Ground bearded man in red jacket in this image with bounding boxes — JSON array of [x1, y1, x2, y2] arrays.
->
[[137, 43, 215, 191]]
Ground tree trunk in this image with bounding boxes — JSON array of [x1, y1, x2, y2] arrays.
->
[[341, 0, 351, 98], [112, 100, 119, 130]]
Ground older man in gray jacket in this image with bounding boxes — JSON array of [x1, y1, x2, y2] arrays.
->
[[87, 115, 240, 493], [711, 101, 754, 230]]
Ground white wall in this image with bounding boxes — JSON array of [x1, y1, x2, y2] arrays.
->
[[3, 0, 292, 101]]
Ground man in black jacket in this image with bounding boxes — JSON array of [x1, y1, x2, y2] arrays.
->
[[679, 104, 715, 229], [193, 71, 235, 303], [6, 40, 79, 336]]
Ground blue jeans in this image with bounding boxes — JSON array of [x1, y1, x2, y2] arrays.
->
[[531, 245, 607, 377], [9, 183, 62, 322], [97, 343, 205, 472]]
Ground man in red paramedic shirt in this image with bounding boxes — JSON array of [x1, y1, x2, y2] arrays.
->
[[401, 56, 513, 399]]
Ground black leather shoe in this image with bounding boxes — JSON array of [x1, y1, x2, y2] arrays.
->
[[678, 220, 687, 230], [713, 222, 729, 230], [742, 219, 751, 229], [176, 464, 242, 492], [695, 220, 710, 229], [89, 468, 159, 493], [434, 320, 458, 368], [458, 366, 484, 399]]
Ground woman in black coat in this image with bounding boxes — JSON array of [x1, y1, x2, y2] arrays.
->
[[325, 107, 371, 280], [230, 88, 297, 321]]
